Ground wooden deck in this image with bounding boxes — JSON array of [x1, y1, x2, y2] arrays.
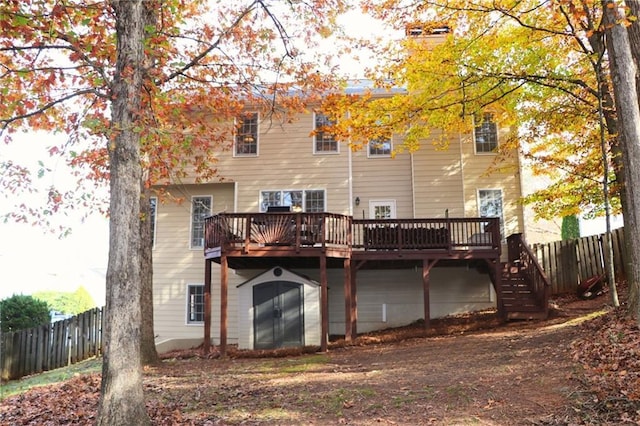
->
[[204, 212, 502, 268], [202, 213, 549, 355]]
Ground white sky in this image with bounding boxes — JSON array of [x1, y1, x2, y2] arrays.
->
[[0, 132, 109, 305]]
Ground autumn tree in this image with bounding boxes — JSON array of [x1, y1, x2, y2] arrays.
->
[[33, 286, 96, 315], [1, 0, 345, 423], [322, 0, 631, 306], [330, 0, 620, 218]]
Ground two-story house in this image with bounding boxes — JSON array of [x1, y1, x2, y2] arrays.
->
[[149, 76, 550, 354]]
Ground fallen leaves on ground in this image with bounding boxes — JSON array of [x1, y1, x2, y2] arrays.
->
[[1, 289, 638, 425]]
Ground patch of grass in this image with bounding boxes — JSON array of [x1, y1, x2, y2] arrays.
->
[[0, 357, 102, 400], [445, 383, 471, 403], [392, 391, 421, 407], [278, 354, 329, 374]]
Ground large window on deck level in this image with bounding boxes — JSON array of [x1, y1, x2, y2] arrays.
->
[[260, 190, 325, 212]]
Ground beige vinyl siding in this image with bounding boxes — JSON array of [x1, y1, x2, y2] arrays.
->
[[153, 183, 240, 350], [459, 131, 524, 237], [291, 268, 494, 336], [351, 148, 413, 219], [214, 112, 351, 214], [412, 132, 465, 218]]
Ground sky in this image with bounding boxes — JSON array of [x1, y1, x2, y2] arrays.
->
[[0, 132, 109, 306]]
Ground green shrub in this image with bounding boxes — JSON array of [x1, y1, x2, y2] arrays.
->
[[0, 294, 51, 332], [561, 215, 580, 240]]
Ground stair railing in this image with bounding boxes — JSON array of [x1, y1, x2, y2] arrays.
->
[[507, 233, 551, 312]]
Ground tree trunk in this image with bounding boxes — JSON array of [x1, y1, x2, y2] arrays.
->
[[604, 0, 640, 322], [140, 184, 159, 365], [623, 0, 640, 317], [97, 0, 151, 424]]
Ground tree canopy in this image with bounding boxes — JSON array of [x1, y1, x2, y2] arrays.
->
[[1, 0, 346, 226], [324, 0, 621, 220], [33, 286, 96, 315]]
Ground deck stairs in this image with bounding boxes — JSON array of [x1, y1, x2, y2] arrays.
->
[[499, 262, 549, 320], [492, 233, 551, 320]]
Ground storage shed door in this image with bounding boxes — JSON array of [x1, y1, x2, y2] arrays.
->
[[253, 281, 303, 349]]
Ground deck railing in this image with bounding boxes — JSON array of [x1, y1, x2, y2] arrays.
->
[[205, 213, 501, 254], [352, 217, 501, 251], [205, 212, 351, 251]]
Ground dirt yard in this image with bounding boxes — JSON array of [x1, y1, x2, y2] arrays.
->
[[2, 291, 638, 425]]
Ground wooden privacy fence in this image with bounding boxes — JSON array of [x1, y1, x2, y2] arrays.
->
[[1, 307, 103, 381], [532, 227, 627, 295]]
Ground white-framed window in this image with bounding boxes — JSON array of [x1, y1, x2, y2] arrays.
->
[[190, 196, 212, 248], [260, 189, 326, 212], [474, 112, 498, 153], [478, 189, 504, 238], [369, 200, 396, 219], [314, 112, 338, 153], [186, 284, 205, 324], [368, 136, 392, 157], [234, 112, 259, 156], [150, 196, 157, 248]]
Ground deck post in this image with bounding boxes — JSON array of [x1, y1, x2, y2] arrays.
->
[[203, 259, 212, 354], [344, 258, 355, 342], [494, 259, 506, 320], [320, 254, 328, 352], [220, 254, 228, 356], [422, 259, 438, 329], [350, 261, 358, 338]]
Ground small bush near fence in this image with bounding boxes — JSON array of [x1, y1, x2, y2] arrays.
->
[[1, 307, 103, 381]]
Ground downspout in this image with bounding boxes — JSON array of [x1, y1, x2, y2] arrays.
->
[[348, 140, 353, 216], [411, 152, 416, 218], [458, 132, 465, 217], [233, 181, 238, 212]]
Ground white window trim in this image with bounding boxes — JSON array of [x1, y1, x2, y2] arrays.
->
[[367, 135, 393, 158], [472, 113, 499, 155], [185, 283, 205, 326], [233, 112, 260, 157], [189, 195, 212, 250], [368, 199, 397, 219], [259, 189, 326, 212], [150, 196, 157, 250], [313, 112, 339, 155], [477, 188, 505, 239]]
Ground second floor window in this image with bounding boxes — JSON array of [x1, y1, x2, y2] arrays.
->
[[314, 112, 338, 153], [191, 196, 212, 248], [260, 189, 325, 212], [235, 112, 258, 155], [474, 112, 498, 153], [368, 137, 392, 157]]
